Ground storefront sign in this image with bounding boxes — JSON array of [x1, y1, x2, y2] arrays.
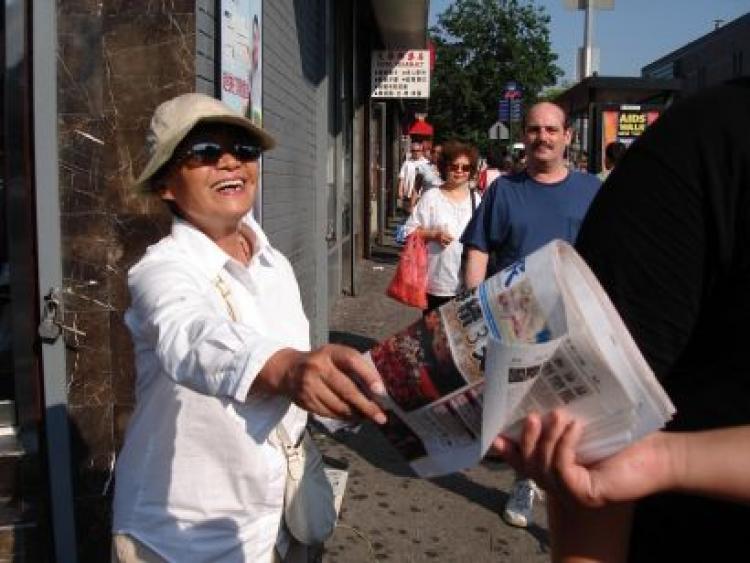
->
[[371, 50, 430, 99], [220, 0, 262, 124]]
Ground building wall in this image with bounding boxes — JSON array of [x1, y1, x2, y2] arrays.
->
[[56, 2, 195, 559], [195, 0, 217, 96], [642, 13, 749, 93], [263, 0, 329, 345]]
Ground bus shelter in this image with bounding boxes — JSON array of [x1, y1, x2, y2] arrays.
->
[[554, 76, 682, 173]]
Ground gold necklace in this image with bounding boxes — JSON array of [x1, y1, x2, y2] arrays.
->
[[237, 234, 252, 263]]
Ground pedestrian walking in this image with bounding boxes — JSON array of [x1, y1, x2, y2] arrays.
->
[[402, 140, 481, 313], [461, 101, 601, 528], [477, 145, 505, 194], [398, 141, 429, 214], [596, 140, 627, 181]]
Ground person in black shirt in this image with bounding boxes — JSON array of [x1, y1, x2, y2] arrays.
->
[[493, 77, 750, 562]]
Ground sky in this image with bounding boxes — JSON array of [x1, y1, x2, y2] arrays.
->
[[428, 0, 750, 85]]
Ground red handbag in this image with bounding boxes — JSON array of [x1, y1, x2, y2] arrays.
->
[[386, 233, 428, 309]]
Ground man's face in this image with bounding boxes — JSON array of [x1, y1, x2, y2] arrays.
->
[[410, 143, 423, 159], [432, 145, 442, 163], [523, 103, 571, 171]]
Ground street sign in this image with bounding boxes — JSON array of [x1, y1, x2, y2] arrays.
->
[[488, 121, 509, 140], [502, 81, 523, 100], [510, 99, 522, 122], [499, 81, 523, 122], [498, 100, 510, 121]]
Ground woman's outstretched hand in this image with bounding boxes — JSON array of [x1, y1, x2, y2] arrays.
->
[[254, 344, 387, 425]]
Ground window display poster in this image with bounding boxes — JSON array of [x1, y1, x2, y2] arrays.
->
[[221, 0, 262, 125], [601, 105, 660, 168]]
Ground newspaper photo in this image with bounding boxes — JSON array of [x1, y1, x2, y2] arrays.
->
[[365, 240, 676, 477]]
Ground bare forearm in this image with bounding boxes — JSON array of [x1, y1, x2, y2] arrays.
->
[[252, 347, 301, 396], [549, 498, 633, 563], [671, 426, 750, 504], [464, 248, 488, 289], [414, 226, 438, 241]]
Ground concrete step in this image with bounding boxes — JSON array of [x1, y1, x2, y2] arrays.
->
[[0, 429, 44, 561], [0, 402, 16, 428]]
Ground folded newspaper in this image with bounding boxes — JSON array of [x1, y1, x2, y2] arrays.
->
[[365, 240, 675, 478]]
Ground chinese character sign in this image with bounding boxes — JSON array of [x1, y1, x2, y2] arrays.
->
[[371, 50, 431, 99], [221, 0, 262, 125]]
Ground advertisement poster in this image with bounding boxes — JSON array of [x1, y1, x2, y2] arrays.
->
[[601, 105, 660, 168], [221, 0, 262, 125]]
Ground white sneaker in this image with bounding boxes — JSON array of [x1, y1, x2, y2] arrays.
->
[[502, 478, 541, 528]]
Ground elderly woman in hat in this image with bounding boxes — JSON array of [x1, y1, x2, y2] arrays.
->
[[111, 93, 386, 562]]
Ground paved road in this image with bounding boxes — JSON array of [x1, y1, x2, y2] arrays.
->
[[316, 234, 550, 563]]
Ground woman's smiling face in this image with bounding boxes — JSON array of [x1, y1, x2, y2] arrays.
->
[[160, 124, 261, 238]]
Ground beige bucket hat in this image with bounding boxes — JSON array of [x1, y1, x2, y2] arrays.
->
[[133, 93, 276, 192]]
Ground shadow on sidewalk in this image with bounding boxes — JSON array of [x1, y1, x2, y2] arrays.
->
[[318, 422, 416, 478], [329, 330, 378, 352], [321, 423, 550, 551], [429, 472, 550, 551], [369, 249, 400, 265]]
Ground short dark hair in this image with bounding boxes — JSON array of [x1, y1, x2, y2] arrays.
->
[[605, 141, 627, 165], [438, 139, 479, 178], [485, 144, 506, 169]]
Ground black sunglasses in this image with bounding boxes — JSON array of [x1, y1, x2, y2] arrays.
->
[[179, 141, 262, 165]]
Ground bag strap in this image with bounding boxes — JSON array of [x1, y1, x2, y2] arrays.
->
[[470, 188, 478, 213], [213, 275, 308, 470], [213, 276, 309, 462], [213, 275, 238, 322], [277, 424, 299, 448]]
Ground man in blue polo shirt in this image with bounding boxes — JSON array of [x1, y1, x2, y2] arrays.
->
[[461, 101, 601, 528]]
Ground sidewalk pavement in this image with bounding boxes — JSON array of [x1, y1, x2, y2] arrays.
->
[[314, 216, 550, 562]]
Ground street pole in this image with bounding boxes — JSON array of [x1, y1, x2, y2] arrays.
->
[[583, 0, 594, 78]]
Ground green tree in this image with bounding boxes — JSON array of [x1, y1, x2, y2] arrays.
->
[[429, 0, 562, 152]]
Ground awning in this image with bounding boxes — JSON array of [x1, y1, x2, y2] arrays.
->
[[369, 0, 429, 49], [407, 120, 434, 136]]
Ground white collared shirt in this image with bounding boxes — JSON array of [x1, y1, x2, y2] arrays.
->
[[113, 213, 309, 562], [403, 187, 480, 296], [399, 156, 429, 197]]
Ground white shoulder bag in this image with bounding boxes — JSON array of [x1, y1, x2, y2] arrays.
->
[[276, 425, 338, 545]]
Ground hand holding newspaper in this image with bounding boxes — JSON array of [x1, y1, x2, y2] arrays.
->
[[364, 240, 675, 477]]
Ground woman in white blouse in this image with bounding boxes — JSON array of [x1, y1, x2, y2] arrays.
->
[[403, 140, 481, 313], [112, 93, 386, 563]]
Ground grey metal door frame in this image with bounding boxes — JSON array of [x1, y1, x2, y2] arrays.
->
[[3, 0, 77, 563]]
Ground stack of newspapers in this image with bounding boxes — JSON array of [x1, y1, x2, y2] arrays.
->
[[365, 240, 675, 478]]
